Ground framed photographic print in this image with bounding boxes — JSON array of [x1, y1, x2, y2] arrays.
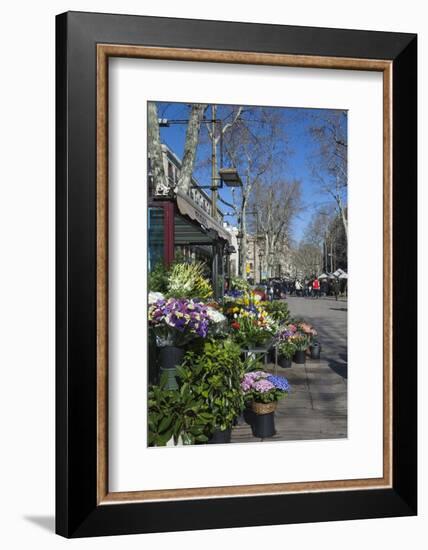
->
[[56, 11, 417, 538]]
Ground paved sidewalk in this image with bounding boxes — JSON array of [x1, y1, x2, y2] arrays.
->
[[231, 296, 347, 443], [286, 296, 348, 380]]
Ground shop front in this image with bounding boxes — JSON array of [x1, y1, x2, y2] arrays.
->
[[148, 191, 232, 300]]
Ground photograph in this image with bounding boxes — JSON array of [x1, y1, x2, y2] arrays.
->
[[147, 101, 348, 446], [0, 1, 420, 544]]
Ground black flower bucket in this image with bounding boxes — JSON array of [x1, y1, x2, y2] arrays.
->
[[293, 349, 306, 364], [208, 428, 232, 444], [310, 342, 321, 360], [252, 412, 276, 438]]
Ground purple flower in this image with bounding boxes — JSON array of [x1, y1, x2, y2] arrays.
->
[[148, 297, 213, 340]]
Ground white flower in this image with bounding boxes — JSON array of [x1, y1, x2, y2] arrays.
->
[[148, 291, 164, 304], [206, 307, 226, 324]]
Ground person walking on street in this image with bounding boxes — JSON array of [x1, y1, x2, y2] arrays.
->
[[313, 277, 320, 298], [333, 278, 339, 301], [268, 282, 274, 302], [295, 279, 302, 297]]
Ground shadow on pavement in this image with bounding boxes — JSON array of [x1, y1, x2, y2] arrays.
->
[[327, 355, 348, 380]]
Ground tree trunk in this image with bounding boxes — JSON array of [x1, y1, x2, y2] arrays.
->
[[147, 102, 168, 195], [240, 204, 248, 278], [177, 104, 206, 194], [338, 197, 348, 241], [264, 235, 270, 279]]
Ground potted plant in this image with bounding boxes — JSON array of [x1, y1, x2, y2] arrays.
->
[[148, 375, 210, 446], [296, 322, 319, 360], [240, 371, 290, 437], [230, 315, 273, 349], [148, 295, 226, 389], [277, 340, 296, 368], [274, 324, 298, 367], [177, 339, 245, 444], [290, 333, 309, 364]]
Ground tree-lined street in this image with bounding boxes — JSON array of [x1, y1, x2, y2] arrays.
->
[[148, 100, 349, 447]]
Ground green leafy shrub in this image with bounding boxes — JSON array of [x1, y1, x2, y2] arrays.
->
[[177, 339, 245, 432], [148, 374, 211, 446], [148, 262, 170, 293]]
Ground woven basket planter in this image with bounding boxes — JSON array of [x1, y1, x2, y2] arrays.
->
[[251, 401, 277, 415]]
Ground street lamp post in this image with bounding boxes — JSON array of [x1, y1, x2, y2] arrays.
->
[[211, 105, 218, 220], [258, 251, 263, 283], [246, 209, 260, 283]]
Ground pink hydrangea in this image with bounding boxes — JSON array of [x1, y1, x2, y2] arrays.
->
[[253, 379, 275, 393], [240, 371, 270, 393]]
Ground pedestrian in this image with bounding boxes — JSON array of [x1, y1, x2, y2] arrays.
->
[[295, 279, 302, 297], [313, 277, 320, 298], [333, 278, 339, 301], [268, 282, 274, 302]]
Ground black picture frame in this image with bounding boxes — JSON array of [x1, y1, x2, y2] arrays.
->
[[56, 11, 417, 538]]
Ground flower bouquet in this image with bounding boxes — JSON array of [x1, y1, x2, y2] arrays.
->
[[229, 276, 250, 292], [297, 321, 321, 359], [149, 296, 226, 347], [166, 261, 213, 300], [240, 371, 290, 437], [148, 296, 226, 389], [262, 300, 291, 325], [289, 332, 310, 364], [230, 315, 274, 348], [297, 321, 318, 342], [241, 371, 290, 414], [277, 340, 296, 368], [223, 289, 244, 302], [272, 324, 295, 367]]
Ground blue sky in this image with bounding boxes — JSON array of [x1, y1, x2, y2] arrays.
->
[[157, 102, 346, 242]]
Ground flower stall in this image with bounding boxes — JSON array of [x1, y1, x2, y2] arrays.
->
[[147, 264, 320, 446]]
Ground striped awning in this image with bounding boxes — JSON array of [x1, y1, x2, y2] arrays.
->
[[176, 191, 232, 243]]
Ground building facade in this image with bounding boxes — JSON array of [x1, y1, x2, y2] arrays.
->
[[148, 144, 232, 298]]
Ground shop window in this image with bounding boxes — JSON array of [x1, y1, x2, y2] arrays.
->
[[148, 207, 164, 272]]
